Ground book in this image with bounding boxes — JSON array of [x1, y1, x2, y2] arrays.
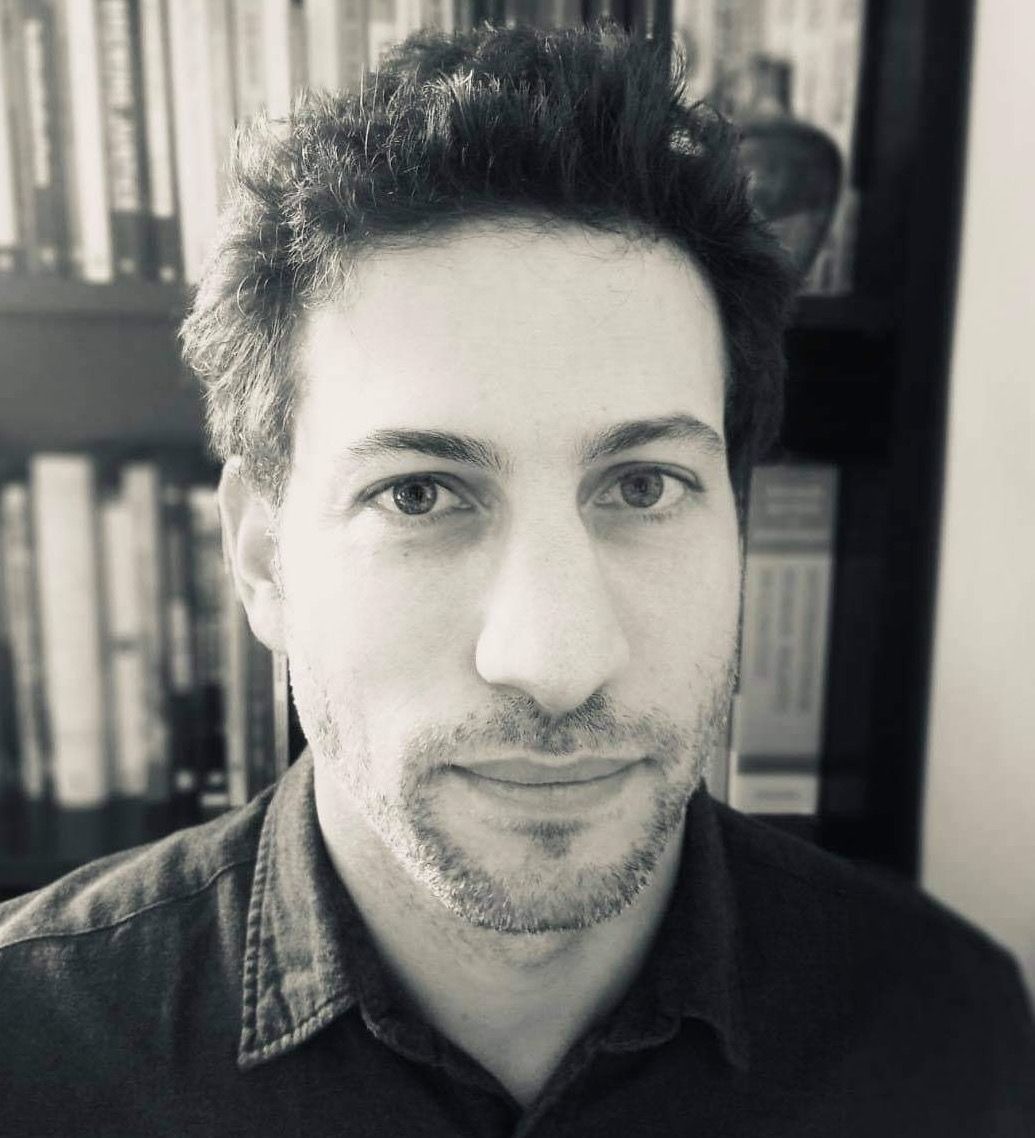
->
[[17, 0, 68, 273], [61, 0, 115, 281], [728, 463, 839, 815], [305, 0, 368, 94], [261, 0, 294, 118], [231, 0, 267, 121], [121, 461, 171, 805], [0, 506, 19, 797], [162, 478, 201, 822], [30, 455, 111, 809], [188, 486, 229, 818], [208, 0, 237, 207], [167, 0, 221, 283], [0, 483, 48, 802], [138, 0, 181, 281], [0, 2, 21, 271], [97, 0, 150, 277], [100, 489, 150, 800]]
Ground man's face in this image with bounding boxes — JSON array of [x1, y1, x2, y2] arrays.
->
[[275, 221, 741, 933]]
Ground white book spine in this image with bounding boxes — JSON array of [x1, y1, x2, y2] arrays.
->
[[232, 0, 267, 121], [208, 0, 237, 204], [122, 462, 170, 803], [0, 484, 48, 801], [305, 0, 341, 92], [63, 0, 114, 282], [0, 10, 19, 269], [671, 0, 716, 101], [167, 0, 220, 283], [30, 456, 111, 809], [729, 463, 838, 816], [100, 493, 150, 798], [262, 0, 293, 118], [338, 0, 368, 92]]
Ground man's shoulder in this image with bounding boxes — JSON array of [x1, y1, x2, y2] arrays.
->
[[0, 789, 272, 957], [713, 800, 1027, 996]]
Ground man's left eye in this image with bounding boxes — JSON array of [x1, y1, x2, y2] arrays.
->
[[594, 469, 695, 511]]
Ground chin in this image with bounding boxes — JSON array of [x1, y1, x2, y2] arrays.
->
[[400, 781, 692, 935]]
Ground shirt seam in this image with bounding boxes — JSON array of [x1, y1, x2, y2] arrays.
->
[[0, 855, 257, 955]]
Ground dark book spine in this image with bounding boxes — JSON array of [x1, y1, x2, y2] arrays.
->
[[137, 0, 180, 281], [18, 0, 66, 272], [0, 1, 23, 271], [162, 478, 200, 826], [98, 0, 149, 277]]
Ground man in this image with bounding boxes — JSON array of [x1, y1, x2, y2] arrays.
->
[[1, 23, 1033, 1137]]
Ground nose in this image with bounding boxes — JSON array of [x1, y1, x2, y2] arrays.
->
[[475, 515, 631, 716]]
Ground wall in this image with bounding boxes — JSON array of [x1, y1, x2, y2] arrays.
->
[[922, 0, 1035, 993]]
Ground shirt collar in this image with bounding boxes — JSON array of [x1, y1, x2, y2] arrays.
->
[[238, 752, 747, 1072]]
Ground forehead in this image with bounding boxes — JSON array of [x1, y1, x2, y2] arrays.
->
[[293, 220, 727, 469]]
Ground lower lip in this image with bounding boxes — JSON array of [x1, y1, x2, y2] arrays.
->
[[449, 762, 641, 814]]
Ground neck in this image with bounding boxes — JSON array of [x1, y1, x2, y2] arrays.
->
[[313, 760, 685, 1108]]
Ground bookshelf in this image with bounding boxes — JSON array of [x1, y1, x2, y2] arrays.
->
[[0, 0, 974, 896]]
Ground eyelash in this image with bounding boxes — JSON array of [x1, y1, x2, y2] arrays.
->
[[361, 466, 702, 526]]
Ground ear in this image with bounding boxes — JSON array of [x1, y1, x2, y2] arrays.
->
[[218, 457, 286, 653]]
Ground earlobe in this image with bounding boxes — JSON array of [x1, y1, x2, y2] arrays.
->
[[217, 457, 286, 653]]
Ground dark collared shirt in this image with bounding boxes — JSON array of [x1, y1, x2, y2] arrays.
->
[[1, 752, 1032, 1137]]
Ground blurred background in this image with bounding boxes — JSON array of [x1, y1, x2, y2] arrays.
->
[[0, 0, 1031, 994]]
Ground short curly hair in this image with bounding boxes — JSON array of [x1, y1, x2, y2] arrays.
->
[[180, 21, 796, 523]]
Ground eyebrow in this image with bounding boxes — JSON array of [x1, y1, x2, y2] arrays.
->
[[577, 414, 726, 463], [340, 413, 725, 474]]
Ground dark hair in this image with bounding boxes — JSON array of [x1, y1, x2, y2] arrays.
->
[[180, 20, 797, 523]]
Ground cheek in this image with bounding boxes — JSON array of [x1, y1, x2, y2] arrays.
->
[[608, 523, 741, 679], [280, 521, 487, 692]]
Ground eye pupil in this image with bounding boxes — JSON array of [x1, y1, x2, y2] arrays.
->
[[393, 478, 438, 515], [620, 470, 664, 508]]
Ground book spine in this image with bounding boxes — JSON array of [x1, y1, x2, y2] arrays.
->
[[670, 0, 716, 99], [339, 0, 368, 92], [271, 649, 289, 779], [208, 0, 237, 207], [100, 490, 150, 799], [137, 0, 180, 281], [62, 0, 114, 281], [366, 0, 398, 72], [0, 483, 48, 802], [0, 0, 37, 273], [20, 0, 67, 272], [244, 615, 275, 795], [121, 462, 170, 804], [97, 0, 149, 277], [188, 486, 228, 816], [166, 0, 220, 283], [162, 479, 200, 822], [0, 505, 18, 796], [262, 0, 293, 118], [420, 0, 455, 32], [729, 462, 839, 815], [0, 4, 21, 271], [30, 455, 111, 809], [304, 0, 341, 92], [222, 581, 250, 807]]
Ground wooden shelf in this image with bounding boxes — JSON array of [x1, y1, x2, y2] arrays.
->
[[0, 275, 186, 320]]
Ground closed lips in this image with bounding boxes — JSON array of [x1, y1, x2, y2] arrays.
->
[[460, 757, 637, 785]]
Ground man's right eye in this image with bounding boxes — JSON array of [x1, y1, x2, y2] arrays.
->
[[367, 476, 473, 521]]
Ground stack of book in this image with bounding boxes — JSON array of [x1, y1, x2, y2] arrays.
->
[[0, 453, 287, 849], [0, 0, 461, 285], [0, 0, 867, 291]]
